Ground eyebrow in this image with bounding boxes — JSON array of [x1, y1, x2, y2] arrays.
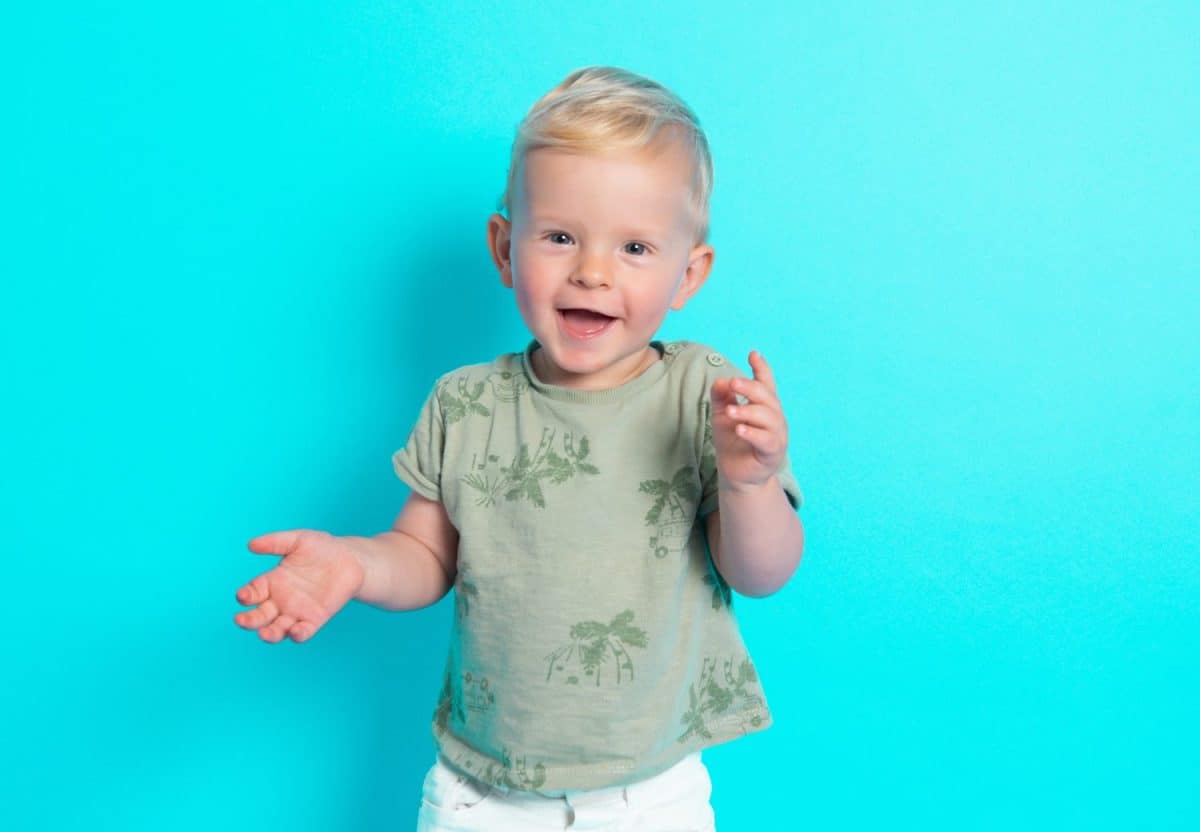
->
[[528, 217, 669, 238]]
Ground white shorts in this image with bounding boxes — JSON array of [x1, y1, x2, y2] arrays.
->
[[416, 752, 717, 831]]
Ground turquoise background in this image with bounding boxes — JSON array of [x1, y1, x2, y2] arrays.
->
[[4, 2, 1197, 829]]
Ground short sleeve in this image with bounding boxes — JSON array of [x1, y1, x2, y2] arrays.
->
[[392, 381, 446, 502], [696, 368, 803, 517]]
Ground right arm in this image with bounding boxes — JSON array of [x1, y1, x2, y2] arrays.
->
[[234, 492, 458, 642], [346, 492, 459, 610]]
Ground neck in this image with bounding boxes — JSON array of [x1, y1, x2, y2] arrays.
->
[[533, 344, 660, 391]]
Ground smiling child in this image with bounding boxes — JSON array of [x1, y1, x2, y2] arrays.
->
[[235, 66, 804, 831]]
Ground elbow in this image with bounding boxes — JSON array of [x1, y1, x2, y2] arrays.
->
[[731, 582, 779, 600], [728, 563, 798, 598], [719, 547, 803, 599]]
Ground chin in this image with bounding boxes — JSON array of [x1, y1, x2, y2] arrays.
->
[[547, 348, 609, 376]]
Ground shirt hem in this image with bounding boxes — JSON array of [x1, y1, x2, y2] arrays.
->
[[432, 705, 772, 794]]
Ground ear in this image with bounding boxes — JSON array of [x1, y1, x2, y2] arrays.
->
[[487, 213, 514, 288], [669, 243, 714, 311]]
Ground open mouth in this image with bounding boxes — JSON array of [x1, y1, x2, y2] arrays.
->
[[558, 308, 616, 339]]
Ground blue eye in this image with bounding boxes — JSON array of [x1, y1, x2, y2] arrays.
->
[[548, 232, 572, 245], [625, 242, 648, 256]]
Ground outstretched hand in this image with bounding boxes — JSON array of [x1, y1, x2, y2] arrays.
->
[[234, 530, 365, 643], [709, 351, 790, 491]]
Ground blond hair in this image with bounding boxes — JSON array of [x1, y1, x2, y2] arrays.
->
[[498, 66, 714, 244]]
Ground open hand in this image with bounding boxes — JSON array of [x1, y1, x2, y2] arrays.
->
[[709, 351, 789, 491], [234, 530, 365, 643]]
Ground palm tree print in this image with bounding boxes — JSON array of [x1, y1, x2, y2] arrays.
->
[[678, 656, 765, 743], [462, 428, 599, 508], [546, 610, 648, 687], [438, 375, 490, 424], [639, 466, 699, 558]]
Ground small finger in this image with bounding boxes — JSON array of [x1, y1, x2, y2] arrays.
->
[[729, 376, 778, 409], [234, 599, 279, 631], [288, 620, 316, 643], [748, 351, 778, 394], [724, 402, 783, 432], [733, 423, 783, 456], [261, 614, 296, 644], [710, 377, 738, 409]]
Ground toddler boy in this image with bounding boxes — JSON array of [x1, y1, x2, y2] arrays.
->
[[235, 66, 804, 830]]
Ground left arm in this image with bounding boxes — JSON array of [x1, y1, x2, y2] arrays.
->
[[705, 351, 805, 597]]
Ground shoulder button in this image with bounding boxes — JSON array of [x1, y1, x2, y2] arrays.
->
[[706, 352, 726, 367]]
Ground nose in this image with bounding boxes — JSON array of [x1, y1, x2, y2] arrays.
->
[[570, 249, 611, 289]]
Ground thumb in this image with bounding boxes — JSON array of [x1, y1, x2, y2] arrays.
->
[[247, 529, 308, 556], [710, 377, 736, 409]]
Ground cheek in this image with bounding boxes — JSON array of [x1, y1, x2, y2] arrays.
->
[[511, 265, 547, 310], [513, 251, 560, 294], [514, 281, 538, 311], [627, 274, 683, 317], [512, 250, 542, 286]]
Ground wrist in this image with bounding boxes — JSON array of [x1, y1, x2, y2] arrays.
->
[[341, 535, 377, 598], [718, 473, 780, 498]]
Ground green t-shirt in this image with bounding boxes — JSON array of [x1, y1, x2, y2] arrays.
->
[[393, 339, 802, 794]]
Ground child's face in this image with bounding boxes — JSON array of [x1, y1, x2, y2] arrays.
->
[[487, 140, 714, 391]]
